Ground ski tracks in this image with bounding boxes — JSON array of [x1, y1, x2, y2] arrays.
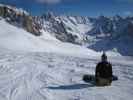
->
[[0, 52, 133, 100]]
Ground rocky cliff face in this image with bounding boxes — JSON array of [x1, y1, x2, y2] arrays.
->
[[34, 13, 80, 44], [88, 15, 133, 38], [0, 4, 42, 36], [36, 13, 133, 44]]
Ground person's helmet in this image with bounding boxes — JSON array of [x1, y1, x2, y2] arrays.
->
[[101, 52, 107, 62]]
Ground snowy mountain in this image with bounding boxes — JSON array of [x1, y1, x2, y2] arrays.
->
[[37, 13, 133, 43], [35, 12, 94, 44], [0, 4, 133, 56], [0, 4, 133, 100], [33, 13, 133, 56], [0, 18, 100, 57]]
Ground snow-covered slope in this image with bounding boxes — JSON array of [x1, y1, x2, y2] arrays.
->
[[0, 19, 100, 57], [0, 52, 133, 100], [0, 4, 133, 100], [58, 16, 93, 41]]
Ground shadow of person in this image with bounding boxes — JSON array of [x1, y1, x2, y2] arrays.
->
[[47, 83, 94, 90]]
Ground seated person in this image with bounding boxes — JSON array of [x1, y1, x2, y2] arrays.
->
[[95, 53, 113, 86]]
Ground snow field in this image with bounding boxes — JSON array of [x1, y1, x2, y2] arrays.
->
[[0, 52, 133, 100]]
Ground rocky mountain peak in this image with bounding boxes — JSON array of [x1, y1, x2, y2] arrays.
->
[[0, 4, 42, 36]]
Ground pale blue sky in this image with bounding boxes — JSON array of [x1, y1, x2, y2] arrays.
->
[[0, 0, 133, 17]]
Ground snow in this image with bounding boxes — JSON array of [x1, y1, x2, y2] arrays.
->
[[39, 29, 59, 41], [0, 16, 133, 100], [0, 19, 99, 57], [60, 16, 93, 41], [0, 52, 133, 100]]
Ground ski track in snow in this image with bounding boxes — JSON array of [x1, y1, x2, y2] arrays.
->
[[0, 52, 133, 100]]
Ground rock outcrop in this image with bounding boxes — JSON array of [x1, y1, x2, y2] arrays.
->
[[0, 4, 42, 36]]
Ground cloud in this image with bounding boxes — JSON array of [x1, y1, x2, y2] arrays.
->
[[36, 0, 62, 4], [36, 0, 75, 4], [123, 11, 132, 16]]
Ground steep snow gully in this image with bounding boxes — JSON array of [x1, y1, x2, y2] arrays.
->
[[0, 52, 133, 100]]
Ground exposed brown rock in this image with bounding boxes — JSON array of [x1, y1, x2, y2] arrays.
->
[[0, 5, 42, 36]]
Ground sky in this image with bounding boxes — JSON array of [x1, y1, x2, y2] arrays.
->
[[0, 0, 133, 17]]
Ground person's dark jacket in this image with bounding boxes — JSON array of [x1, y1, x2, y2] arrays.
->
[[95, 61, 112, 79]]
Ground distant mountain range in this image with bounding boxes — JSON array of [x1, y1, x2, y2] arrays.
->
[[0, 4, 133, 56]]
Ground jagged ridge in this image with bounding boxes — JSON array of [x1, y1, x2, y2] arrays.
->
[[0, 4, 133, 55], [0, 4, 42, 36]]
